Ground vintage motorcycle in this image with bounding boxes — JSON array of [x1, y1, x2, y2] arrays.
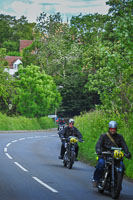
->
[[97, 147, 125, 199], [58, 124, 65, 131], [63, 136, 79, 169]]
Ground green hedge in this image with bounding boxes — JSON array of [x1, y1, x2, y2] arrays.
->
[[0, 112, 56, 131]]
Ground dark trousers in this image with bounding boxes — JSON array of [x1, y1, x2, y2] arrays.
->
[[93, 158, 105, 181], [93, 158, 125, 182]]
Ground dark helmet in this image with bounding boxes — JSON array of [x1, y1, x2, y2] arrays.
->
[[109, 121, 117, 129]]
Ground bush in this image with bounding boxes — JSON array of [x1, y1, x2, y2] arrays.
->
[[0, 112, 56, 131]]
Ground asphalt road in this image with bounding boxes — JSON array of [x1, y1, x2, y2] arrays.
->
[[0, 129, 132, 200]]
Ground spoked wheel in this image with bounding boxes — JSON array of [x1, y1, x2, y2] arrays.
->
[[97, 179, 104, 193], [68, 151, 75, 169], [111, 173, 123, 199], [63, 153, 67, 167]]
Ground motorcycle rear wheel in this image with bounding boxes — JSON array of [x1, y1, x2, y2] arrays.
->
[[111, 172, 123, 199]]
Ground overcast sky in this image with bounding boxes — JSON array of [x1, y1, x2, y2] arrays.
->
[[0, 0, 110, 22]]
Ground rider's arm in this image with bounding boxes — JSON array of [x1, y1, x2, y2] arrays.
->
[[96, 134, 104, 153], [75, 127, 83, 140], [119, 134, 131, 158]]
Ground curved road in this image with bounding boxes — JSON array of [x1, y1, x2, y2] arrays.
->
[[0, 129, 132, 200]]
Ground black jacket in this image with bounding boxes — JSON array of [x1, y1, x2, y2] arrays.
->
[[59, 126, 82, 140], [96, 132, 130, 154]]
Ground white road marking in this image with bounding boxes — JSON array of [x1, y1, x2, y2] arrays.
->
[[5, 153, 13, 159], [18, 138, 25, 141], [14, 162, 28, 172], [4, 147, 7, 152], [6, 142, 11, 147], [4, 135, 59, 193], [27, 137, 34, 139], [32, 177, 58, 193], [12, 140, 18, 143]]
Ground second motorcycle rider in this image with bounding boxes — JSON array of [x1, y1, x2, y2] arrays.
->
[[58, 118, 83, 161]]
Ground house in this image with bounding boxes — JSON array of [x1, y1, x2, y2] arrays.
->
[[5, 56, 22, 76], [19, 40, 33, 52], [5, 40, 33, 76]]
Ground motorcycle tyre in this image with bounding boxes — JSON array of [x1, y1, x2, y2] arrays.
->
[[68, 151, 75, 169], [63, 153, 67, 167], [98, 186, 104, 193], [97, 179, 104, 193], [111, 172, 123, 199]]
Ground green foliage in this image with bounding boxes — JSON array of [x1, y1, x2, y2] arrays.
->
[[0, 112, 56, 130], [28, 12, 101, 117], [7, 51, 21, 56], [57, 72, 100, 117], [0, 14, 35, 51], [0, 48, 15, 114], [0, 1, 132, 120], [75, 110, 133, 179], [13, 64, 62, 117], [37, 117, 57, 129], [84, 0, 133, 116], [3, 40, 19, 52]]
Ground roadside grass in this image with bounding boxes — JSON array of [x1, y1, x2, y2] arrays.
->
[[75, 110, 133, 179], [0, 111, 132, 179], [0, 112, 57, 131]]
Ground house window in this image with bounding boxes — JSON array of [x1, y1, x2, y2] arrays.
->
[[14, 64, 18, 69]]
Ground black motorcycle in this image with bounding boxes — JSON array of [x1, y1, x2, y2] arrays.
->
[[63, 136, 79, 169], [97, 147, 125, 199], [58, 124, 65, 131]]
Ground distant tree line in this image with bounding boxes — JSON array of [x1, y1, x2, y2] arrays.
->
[[0, 0, 132, 119]]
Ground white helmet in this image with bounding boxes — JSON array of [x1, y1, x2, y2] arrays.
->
[[69, 118, 74, 124]]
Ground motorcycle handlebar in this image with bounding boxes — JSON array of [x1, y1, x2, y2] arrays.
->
[[60, 137, 84, 143], [95, 151, 112, 156]]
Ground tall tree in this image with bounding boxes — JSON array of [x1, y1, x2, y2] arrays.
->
[[0, 14, 35, 52], [22, 12, 102, 117], [13, 64, 61, 117], [85, 0, 133, 117]]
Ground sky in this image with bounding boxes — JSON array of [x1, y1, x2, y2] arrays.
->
[[0, 0, 110, 23]]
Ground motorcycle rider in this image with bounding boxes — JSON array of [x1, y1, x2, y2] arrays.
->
[[58, 118, 65, 131], [92, 121, 131, 187], [58, 118, 83, 161]]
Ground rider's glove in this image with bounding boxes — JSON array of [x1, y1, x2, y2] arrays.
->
[[65, 138, 70, 142], [125, 152, 131, 159], [61, 137, 65, 142]]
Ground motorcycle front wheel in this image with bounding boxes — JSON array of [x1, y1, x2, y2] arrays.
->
[[68, 151, 75, 169], [63, 152, 67, 167], [111, 172, 123, 199]]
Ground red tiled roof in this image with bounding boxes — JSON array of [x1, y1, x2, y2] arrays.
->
[[5, 56, 22, 69], [19, 40, 33, 52]]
